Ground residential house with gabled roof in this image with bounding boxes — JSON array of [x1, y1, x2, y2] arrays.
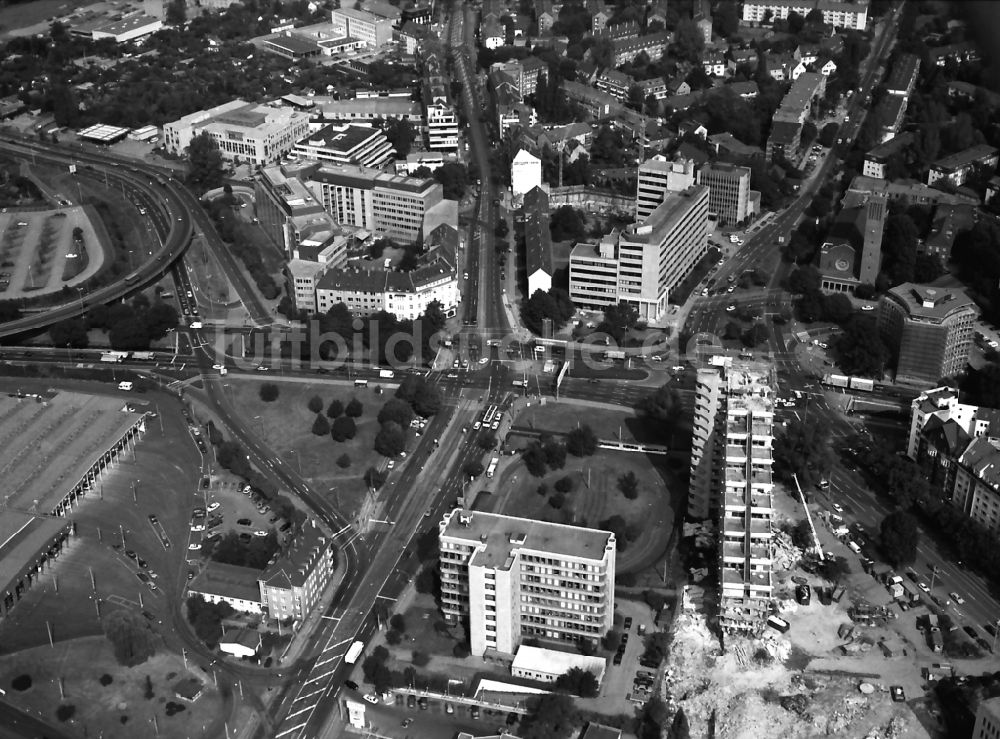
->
[[727, 47, 758, 75], [535, 0, 560, 33], [703, 49, 728, 77], [612, 32, 670, 66], [588, 0, 610, 33], [647, 0, 669, 28], [599, 20, 640, 40], [666, 77, 691, 97], [524, 187, 554, 295], [637, 77, 669, 100], [813, 56, 837, 76]]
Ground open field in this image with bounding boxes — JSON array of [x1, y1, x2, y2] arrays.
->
[[0, 637, 224, 739], [230, 380, 393, 517], [514, 403, 663, 444]]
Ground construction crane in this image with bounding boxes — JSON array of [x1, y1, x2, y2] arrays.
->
[[792, 473, 824, 561]]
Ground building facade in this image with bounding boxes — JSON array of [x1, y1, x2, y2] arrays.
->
[[697, 162, 752, 225], [689, 359, 776, 637], [258, 522, 336, 623], [511, 149, 542, 198], [878, 283, 977, 385], [635, 156, 696, 221], [741, 0, 868, 30], [292, 123, 395, 169], [163, 100, 310, 166], [331, 7, 394, 46], [524, 187, 554, 296], [926, 145, 999, 188], [438, 509, 616, 657]]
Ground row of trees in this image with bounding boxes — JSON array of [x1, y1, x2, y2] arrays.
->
[[49, 293, 179, 351]]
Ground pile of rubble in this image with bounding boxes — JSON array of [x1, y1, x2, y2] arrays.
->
[[772, 529, 804, 571]]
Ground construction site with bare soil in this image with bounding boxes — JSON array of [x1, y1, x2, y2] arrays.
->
[[660, 506, 999, 739]]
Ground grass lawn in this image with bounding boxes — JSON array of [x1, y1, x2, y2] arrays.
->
[[232, 380, 392, 517], [390, 600, 466, 658], [515, 403, 661, 445], [0, 636, 226, 739], [0, 0, 80, 35], [495, 447, 676, 570]]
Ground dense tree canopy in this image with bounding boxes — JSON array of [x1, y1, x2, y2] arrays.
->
[[880, 510, 919, 567]]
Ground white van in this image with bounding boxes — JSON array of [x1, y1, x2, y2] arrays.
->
[[118, 381, 133, 391]]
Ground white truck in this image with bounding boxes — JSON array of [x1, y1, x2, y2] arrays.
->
[[486, 456, 499, 478], [379, 369, 395, 379]]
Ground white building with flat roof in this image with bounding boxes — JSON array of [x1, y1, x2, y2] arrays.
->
[[331, 6, 394, 46], [293, 123, 395, 169], [511, 645, 606, 684], [439, 509, 616, 657], [636, 156, 696, 221], [741, 0, 868, 30], [164, 100, 310, 166]]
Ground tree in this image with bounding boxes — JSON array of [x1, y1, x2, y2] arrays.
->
[[619, 471, 639, 499], [521, 287, 576, 334], [819, 555, 852, 583], [365, 466, 387, 490], [49, 318, 88, 348], [336, 453, 351, 468], [773, 416, 833, 489], [523, 442, 548, 477], [639, 385, 682, 431], [383, 118, 416, 158], [554, 667, 599, 698], [819, 122, 839, 147], [549, 205, 587, 242], [108, 316, 151, 350], [102, 610, 156, 667], [186, 131, 224, 193], [411, 650, 430, 667], [742, 323, 770, 348], [715, 1, 740, 37], [327, 399, 344, 418], [165, 0, 186, 24], [672, 17, 705, 63], [433, 162, 468, 200], [787, 265, 821, 294], [463, 460, 485, 478], [307, 395, 324, 413], [880, 510, 919, 567], [554, 475, 575, 493], [378, 398, 415, 428], [822, 292, 855, 324], [566, 424, 598, 456], [478, 434, 498, 450], [520, 693, 580, 739], [374, 422, 406, 457], [602, 629, 622, 652], [667, 707, 691, 739], [599, 300, 639, 344], [396, 375, 443, 417], [543, 438, 567, 470], [346, 397, 364, 417], [833, 315, 888, 377], [145, 302, 179, 339], [311, 413, 330, 436], [259, 383, 279, 402], [787, 9, 805, 34], [881, 213, 919, 285], [331, 415, 357, 441]]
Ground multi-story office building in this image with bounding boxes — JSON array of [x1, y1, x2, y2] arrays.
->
[[635, 156, 696, 221], [569, 185, 708, 321], [741, 0, 868, 30], [331, 6, 394, 46], [689, 359, 775, 637], [973, 698, 1000, 739], [255, 164, 342, 259], [926, 145, 999, 188], [697, 162, 753, 225], [163, 100, 310, 166], [307, 164, 448, 244], [292, 123, 395, 169], [438, 509, 616, 657], [878, 283, 977, 385]]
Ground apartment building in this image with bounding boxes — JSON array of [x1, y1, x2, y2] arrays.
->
[[862, 133, 914, 179], [612, 33, 669, 66], [292, 123, 395, 169], [926, 145, 999, 188], [569, 185, 708, 321], [766, 72, 826, 161], [524, 187, 554, 296], [878, 283, 977, 385], [595, 70, 635, 101], [885, 53, 921, 97], [308, 163, 449, 244], [689, 359, 776, 636], [491, 56, 547, 98], [511, 149, 542, 198], [424, 50, 460, 151], [873, 94, 908, 144], [562, 81, 623, 118], [331, 6, 394, 46], [163, 100, 310, 166], [697, 162, 753, 225], [741, 0, 868, 30], [438, 509, 616, 657], [635, 155, 696, 221], [973, 698, 1000, 739], [259, 522, 335, 622]]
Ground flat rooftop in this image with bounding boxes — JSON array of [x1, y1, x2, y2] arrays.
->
[[886, 282, 977, 321], [0, 512, 71, 593], [440, 510, 614, 568], [297, 123, 381, 154], [625, 185, 707, 243], [0, 392, 144, 514]]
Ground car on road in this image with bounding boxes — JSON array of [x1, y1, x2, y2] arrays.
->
[[344, 680, 359, 691], [363, 694, 379, 705], [613, 652, 623, 665], [473, 421, 481, 429], [407, 694, 416, 709], [726, 304, 736, 312], [624, 617, 633, 631], [471, 706, 480, 719], [136, 557, 147, 569], [949, 592, 965, 605], [986, 623, 998, 638], [964, 625, 980, 639], [861, 305, 875, 311], [918, 582, 930, 593], [387, 460, 395, 470], [401, 718, 413, 728], [237, 518, 252, 526], [148, 514, 158, 524], [208, 502, 220, 512], [188, 542, 201, 551], [418, 697, 429, 710], [831, 503, 843, 513], [727, 285, 735, 293], [890, 685, 905, 702], [491, 420, 500, 430], [254, 530, 268, 537], [256, 365, 268, 372], [671, 365, 684, 372], [212, 364, 225, 371], [190, 524, 205, 532]]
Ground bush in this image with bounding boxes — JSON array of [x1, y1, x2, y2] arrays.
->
[[463, 460, 485, 478], [453, 642, 470, 658], [549, 492, 566, 509], [566, 425, 598, 456], [11, 675, 31, 692], [336, 453, 351, 469], [311, 414, 330, 436], [644, 589, 666, 612], [536, 483, 548, 496], [327, 399, 344, 418], [346, 398, 364, 417], [374, 421, 406, 457], [365, 466, 387, 491], [554, 475, 575, 493], [619, 471, 639, 499], [56, 705, 76, 722], [307, 395, 324, 413], [390, 614, 406, 633], [412, 650, 430, 667], [99, 674, 113, 686], [386, 629, 402, 645], [259, 383, 279, 402]]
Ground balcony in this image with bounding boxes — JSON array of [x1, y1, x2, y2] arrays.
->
[[726, 445, 747, 463]]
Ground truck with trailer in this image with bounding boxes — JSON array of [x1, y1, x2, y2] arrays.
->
[[604, 350, 626, 361], [131, 351, 155, 361], [486, 456, 499, 478], [101, 351, 129, 363]]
